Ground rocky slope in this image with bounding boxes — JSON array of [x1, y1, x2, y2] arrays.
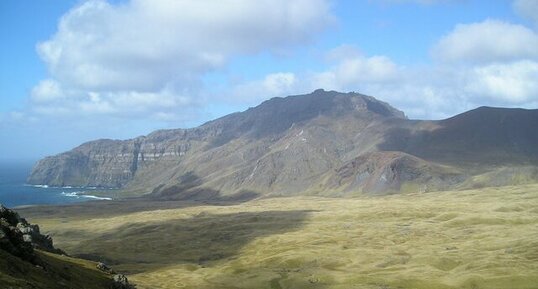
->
[[28, 89, 538, 197], [328, 151, 464, 194], [0, 204, 63, 260], [0, 204, 134, 289]]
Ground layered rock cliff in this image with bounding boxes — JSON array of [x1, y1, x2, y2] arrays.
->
[[28, 90, 538, 197]]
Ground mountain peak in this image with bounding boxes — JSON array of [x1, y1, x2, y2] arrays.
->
[[202, 90, 406, 142], [256, 89, 406, 119]]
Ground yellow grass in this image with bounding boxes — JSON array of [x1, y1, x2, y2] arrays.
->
[[27, 184, 538, 289], [0, 249, 114, 289]]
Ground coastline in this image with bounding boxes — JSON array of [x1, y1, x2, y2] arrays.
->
[[0, 161, 116, 208], [60, 191, 113, 201]]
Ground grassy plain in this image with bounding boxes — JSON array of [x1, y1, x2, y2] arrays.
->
[[23, 184, 538, 289]]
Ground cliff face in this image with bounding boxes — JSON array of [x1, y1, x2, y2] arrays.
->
[[28, 90, 538, 197], [28, 136, 191, 188]]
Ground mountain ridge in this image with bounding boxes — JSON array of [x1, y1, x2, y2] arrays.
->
[[28, 90, 538, 197]]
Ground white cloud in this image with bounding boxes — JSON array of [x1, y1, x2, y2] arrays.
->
[[304, 59, 469, 119], [19, 0, 538, 127], [227, 46, 399, 106], [231, 72, 298, 104], [424, 18, 538, 113], [432, 20, 538, 63], [31, 0, 333, 120], [513, 0, 538, 26], [335, 55, 398, 83], [31, 88, 195, 121], [263, 73, 297, 94], [310, 45, 399, 90], [231, 31, 538, 120], [465, 61, 538, 103], [31, 79, 63, 102]]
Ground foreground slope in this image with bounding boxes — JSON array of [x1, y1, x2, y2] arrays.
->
[[0, 250, 116, 289], [28, 90, 538, 197], [21, 184, 538, 289], [0, 204, 131, 289]]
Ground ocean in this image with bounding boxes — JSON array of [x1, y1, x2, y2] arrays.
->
[[0, 160, 113, 208]]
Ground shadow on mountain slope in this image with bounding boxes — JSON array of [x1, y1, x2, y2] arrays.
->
[[147, 171, 260, 202], [378, 107, 538, 167], [19, 173, 261, 220], [67, 210, 313, 273], [19, 197, 246, 220]]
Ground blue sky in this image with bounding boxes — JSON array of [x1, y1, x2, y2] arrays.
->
[[1, 0, 537, 161]]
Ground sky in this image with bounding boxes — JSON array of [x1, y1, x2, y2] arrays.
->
[[1, 0, 537, 161]]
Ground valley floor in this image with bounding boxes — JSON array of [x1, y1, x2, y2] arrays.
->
[[21, 185, 538, 289]]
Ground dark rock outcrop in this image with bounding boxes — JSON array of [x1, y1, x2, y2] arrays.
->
[[95, 260, 136, 288], [0, 204, 64, 263], [1, 204, 137, 289], [111, 274, 136, 289], [0, 217, 35, 263], [96, 262, 116, 274]]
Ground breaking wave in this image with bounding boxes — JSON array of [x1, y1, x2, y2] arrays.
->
[[60, 191, 112, 201]]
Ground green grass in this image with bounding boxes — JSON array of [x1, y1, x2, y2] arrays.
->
[[23, 184, 538, 289], [0, 249, 114, 289]]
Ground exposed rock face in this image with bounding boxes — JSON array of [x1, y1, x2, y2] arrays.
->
[[28, 90, 538, 197], [1, 204, 136, 289], [96, 262, 136, 288], [0, 218, 34, 263], [28, 139, 147, 188], [96, 262, 115, 274], [0, 204, 63, 262], [111, 274, 136, 289], [329, 151, 464, 194]]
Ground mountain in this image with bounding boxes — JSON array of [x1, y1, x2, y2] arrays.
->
[[28, 90, 538, 198], [379, 106, 538, 166]]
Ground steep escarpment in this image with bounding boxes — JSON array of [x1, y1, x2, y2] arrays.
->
[[28, 132, 194, 188], [28, 90, 538, 197]]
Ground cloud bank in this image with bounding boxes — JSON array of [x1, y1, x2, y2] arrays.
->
[[31, 0, 334, 120], [12, 0, 538, 125], [513, 0, 538, 26], [230, 16, 538, 119]]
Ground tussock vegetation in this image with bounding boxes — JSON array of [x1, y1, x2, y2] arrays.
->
[[0, 250, 114, 289], [24, 184, 538, 289]]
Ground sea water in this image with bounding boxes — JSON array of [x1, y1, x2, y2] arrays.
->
[[0, 160, 113, 208]]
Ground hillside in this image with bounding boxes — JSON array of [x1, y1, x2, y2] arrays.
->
[[28, 90, 538, 198], [0, 204, 133, 289], [379, 106, 538, 166]]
